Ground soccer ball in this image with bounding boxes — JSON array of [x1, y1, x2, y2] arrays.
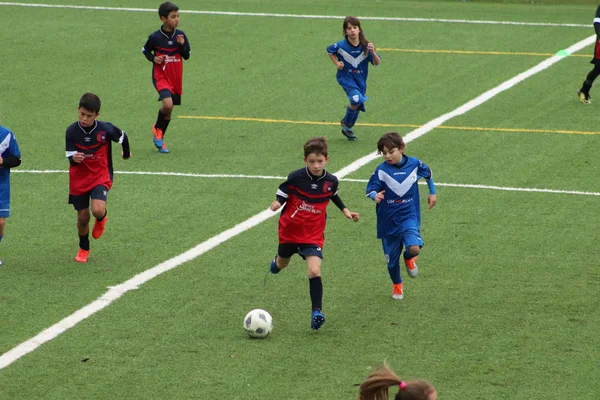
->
[[243, 309, 273, 338]]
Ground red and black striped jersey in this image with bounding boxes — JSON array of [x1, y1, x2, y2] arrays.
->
[[276, 167, 340, 247], [65, 120, 126, 196]]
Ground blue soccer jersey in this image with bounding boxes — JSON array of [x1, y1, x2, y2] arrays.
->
[[326, 39, 379, 95], [366, 155, 433, 239], [0, 126, 22, 216]]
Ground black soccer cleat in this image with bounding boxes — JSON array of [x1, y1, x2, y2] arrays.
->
[[340, 120, 357, 141]]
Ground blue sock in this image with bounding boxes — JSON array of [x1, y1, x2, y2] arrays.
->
[[270, 258, 280, 274], [388, 264, 402, 284], [342, 107, 359, 127], [347, 107, 360, 126]]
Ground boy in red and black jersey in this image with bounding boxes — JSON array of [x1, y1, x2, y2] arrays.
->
[[577, 4, 600, 104], [66, 93, 131, 263], [268, 137, 359, 330], [142, 1, 191, 153]]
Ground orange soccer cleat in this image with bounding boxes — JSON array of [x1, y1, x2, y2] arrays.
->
[[75, 249, 90, 263], [92, 216, 108, 239], [152, 125, 164, 149], [405, 256, 419, 278], [392, 283, 404, 300]]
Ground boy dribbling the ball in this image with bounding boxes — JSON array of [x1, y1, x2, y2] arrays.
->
[[268, 137, 359, 330]]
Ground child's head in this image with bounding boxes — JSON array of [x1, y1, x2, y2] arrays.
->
[[159, 2, 179, 30], [377, 132, 405, 165], [303, 136, 329, 176], [343, 16, 369, 54], [78, 93, 101, 127], [358, 362, 437, 400]]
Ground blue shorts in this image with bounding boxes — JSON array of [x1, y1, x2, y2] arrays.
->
[[343, 88, 368, 111], [0, 201, 10, 218], [381, 229, 424, 269], [278, 243, 323, 260]]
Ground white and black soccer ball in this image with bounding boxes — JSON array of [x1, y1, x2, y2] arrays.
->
[[243, 309, 273, 338]]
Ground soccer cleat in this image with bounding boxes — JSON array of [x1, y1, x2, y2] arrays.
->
[[392, 283, 404, 300], [92, 216, 108, 239], [152, 125, 164, 148], [270, 259, 280, 274], [159, 142, 170, 153], [311, 309, 326, 330], [577, 90, 591, 104], [340, 120, 357, 141], [405, 257, 419, 278], [75, 249, 90, 263]]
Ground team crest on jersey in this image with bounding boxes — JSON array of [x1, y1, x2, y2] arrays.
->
[[322, 182, 333, 193], [96, 132, 106, 143]]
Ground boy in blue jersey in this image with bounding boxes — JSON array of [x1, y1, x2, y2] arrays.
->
[[0, 125, 22, 266], [327, 16, 381, 141], [366, 132, 437, 300]]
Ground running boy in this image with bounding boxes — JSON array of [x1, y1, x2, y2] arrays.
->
[[366, 132, 437, 300], [577, 4, 600, 104], [327, 16, 381, 141], [142, 1, 191, 153], [0, 124, 22, 266], [268, 137, 359, 330], [66, 93, 131, 263]]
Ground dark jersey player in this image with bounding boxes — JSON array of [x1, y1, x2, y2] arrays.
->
[[142, 1, 191, 153], [577, 4, 600, 104], [268, 137, 359, 331], [66, 93, 131, 263]]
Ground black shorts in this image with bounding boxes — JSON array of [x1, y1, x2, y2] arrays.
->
[[69, 185, 109, 211], [158, 89, 181, 105], [278, 243, 323, 260]]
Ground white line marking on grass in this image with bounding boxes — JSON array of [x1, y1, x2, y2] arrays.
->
[[0, 35, 594, 370], [15, 170, 600, 196], [0, 2, 589, 28]]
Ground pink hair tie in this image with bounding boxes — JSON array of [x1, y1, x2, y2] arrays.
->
[[399, 381, 407, 390]]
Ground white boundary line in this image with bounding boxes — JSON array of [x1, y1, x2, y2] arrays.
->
[[0, 2, 590, 28], [0, 36, 595, 370], [13, 169, 600, 197]]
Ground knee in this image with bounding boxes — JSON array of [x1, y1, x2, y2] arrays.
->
[[77, 211, 90, 228], [277, 257, 290, 269], [91, 205, 105, 219], [307, 264, 321, 278], [408, 246, 420, 257]]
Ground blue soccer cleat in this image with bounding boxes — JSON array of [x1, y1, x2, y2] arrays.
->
[[311, 309, 326, 330]]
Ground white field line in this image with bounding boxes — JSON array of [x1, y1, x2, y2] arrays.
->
[[0, 35, 595, 370], [0, 2, 590, 28], [14, 169, 600, 196]]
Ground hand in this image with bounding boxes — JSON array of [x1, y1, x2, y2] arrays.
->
[[367, 42, 376, 53], [374, 190, 385, 204], [270, 200, 282, 211], [0, 156, 3, 166], [153, 56, 164, 64], [343, 208, 360, 222], [73, 152, 85, 163], [176, 34, 185, 45], [336, 61, 344, 70], [428, 194, 437, 210]]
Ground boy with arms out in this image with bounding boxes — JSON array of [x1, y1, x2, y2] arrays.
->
[[142, 1, 191, 153], [0, 124, 22, 266], [366, 132, 437, 300], [66, 93, 131, 263], [268, 137, 359, 330]]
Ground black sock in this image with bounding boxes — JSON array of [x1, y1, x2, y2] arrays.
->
[[163, 118, 171, 136], [79, 234, 90, 251], [155, 110, 167, 131], [309, 277, 323, 311], [582, 79, 594, 94]]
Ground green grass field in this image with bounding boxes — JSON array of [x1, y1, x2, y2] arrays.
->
[[1, 0, 599, 399]]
